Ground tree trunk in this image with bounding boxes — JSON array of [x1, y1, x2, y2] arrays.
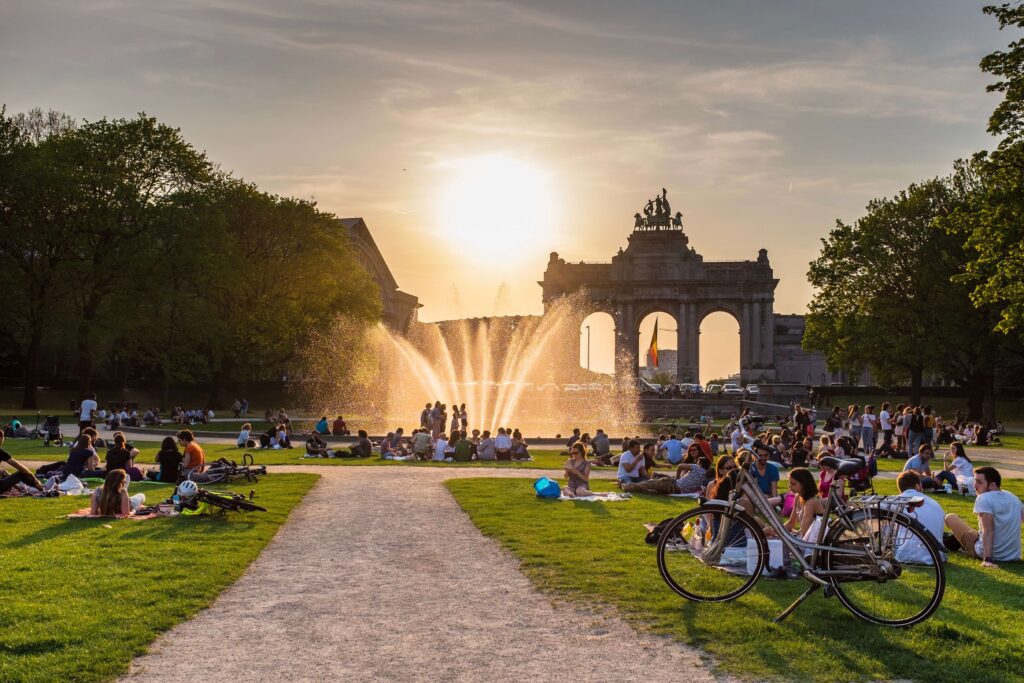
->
[[909, 366, 923, 406], [20, 331, 41, 410], [160, 367, 170, 412], [965, 377, 985, 422], [76, 318, 93, 399], [982, 370, 997, 425]]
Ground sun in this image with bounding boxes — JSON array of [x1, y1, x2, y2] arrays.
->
[[436, 154, 556, 256]]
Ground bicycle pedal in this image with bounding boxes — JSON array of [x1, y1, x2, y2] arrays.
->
[[823, 585, 836, 599]]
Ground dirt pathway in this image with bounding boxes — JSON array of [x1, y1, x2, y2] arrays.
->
[[122, 467, 730, 682]]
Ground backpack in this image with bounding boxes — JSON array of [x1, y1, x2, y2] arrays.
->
[[644, 517, 678, 544]]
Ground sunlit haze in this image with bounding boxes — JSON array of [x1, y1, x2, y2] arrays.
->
[[1, 0, 1003, 378]]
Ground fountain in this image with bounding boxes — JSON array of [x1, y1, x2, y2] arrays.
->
[[297, 292, 642, 437]]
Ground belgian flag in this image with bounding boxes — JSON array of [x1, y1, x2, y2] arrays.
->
[[647, 317, 659, 368]]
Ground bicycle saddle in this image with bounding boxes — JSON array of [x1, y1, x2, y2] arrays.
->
[[818, 456, 865, 475]]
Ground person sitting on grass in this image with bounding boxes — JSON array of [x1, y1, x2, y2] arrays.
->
[[90, 468, 144, 516], [61, 434, 106, 481], [314, 416, 330, 435], [511, 429, 531, 461], [453, 431, 474, 462], [432, 432, 449, 462], [894, 471, 946, 564], [564, 428, 581, 454], [0, 433, 44, 494], [275, 423, 293, 449], [617, 439, 647, 485], [903, 444, 957, 491], [751, 441, 780, 498], [477, 430, 496, 461], [640, 441, 659, 471], [331, 415, 350, 436], [943, 442, 975, 493], [494, 428, 512, 461], [561, 442, 616, 498], [621, 455, 711, 496], [178, 429, 206, 473], [105, 432, 143, 480], [236, 422, 253, 448], [944, 466, 1023, 569], [306, 432, 331, 458], [412, 428, 432, 461], [661, 433, 684, 464], [150, 436, 184, 483], [350, 429, 373, 458], [768, 467, 825, 544]]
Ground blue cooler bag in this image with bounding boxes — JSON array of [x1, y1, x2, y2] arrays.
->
[[534, 476, 562, 498]]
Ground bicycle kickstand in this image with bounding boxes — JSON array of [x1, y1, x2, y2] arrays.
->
[[772, 583, 820, 624]]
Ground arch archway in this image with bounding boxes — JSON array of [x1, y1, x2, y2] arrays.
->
[[637, 311, 678, 383], [579, 312, 615, 375], [699, 311, 740, 385]]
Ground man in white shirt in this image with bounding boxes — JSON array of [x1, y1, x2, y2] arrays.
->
[[616, 439, 647, 485], [945, 467, 1024, 568], [879, 402, 893, 451], [894, 471, 946, 564], [78, 393, 98, 431]]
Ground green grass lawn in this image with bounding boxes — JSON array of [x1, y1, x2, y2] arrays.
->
[[0, 472, 318, 683], [447, 476, 1024, 683]]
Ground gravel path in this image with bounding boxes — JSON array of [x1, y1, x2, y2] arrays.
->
[[122, 467, 729, 682]]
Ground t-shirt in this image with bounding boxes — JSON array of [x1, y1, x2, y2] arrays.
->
[[494, 434, 512, 450], [183, 442, 206, 470], [105, 447, 132, 472], [879, 410, 892, 431], [895, 490, 946, 564], [676, 464, 707, 493], [950, 456, 974, 483], [662, 439, 683, 464], [79, 399, 97, 422], [753, 462, 780, 495], [314, 418, 329, 434], [412, 432, 432, 454], [477, 437, 496, 460], [862, 413, 877, 431], [903, 455, 931, 475], [64, 448, 94, 479], [617, 451, 645, 480], [156, 448, 183, 482], [354, 438, 373, 458], [974, 490, 1023, 562], [680, 437, 695, 451], [433, 439, 449, 461], [453, 439, 473, 462]]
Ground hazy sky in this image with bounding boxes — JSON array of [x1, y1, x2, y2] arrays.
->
[[0, 1, 1008, 378]]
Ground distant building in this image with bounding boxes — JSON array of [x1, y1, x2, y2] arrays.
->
[[341, 217, 420, 333], [640, 349, 677, 380]]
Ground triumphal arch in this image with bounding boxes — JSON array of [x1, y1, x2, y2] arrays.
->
[[539, 189, 778, 384]]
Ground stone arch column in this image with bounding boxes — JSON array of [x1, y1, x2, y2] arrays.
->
[[613, 303, 638, 379]]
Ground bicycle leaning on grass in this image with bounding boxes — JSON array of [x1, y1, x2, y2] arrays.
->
[[655, 456, 946, 626]]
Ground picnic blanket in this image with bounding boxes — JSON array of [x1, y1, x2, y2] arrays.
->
[[558, 493, 632, 502], [668, 492, 701, 498], [66, 508, 161, 520]]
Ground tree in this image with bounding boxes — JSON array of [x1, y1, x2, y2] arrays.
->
[[803, 178, 1003, 419], [939, 4, 1024, 337], [0, 109, 81, 408]]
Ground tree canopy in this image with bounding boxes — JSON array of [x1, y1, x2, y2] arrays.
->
[[0, 108, 381, 408]]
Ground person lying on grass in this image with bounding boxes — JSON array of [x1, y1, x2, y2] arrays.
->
[[945, 466, 1023, 569], [90, 468, 145, 516], [620, 455, 710, 496], [0, 433, 44, 494]]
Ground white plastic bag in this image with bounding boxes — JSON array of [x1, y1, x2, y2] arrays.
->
[[58, 474, 86, 495]]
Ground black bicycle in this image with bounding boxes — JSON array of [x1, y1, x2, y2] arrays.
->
[[187, 454, 267, 485], [181, 487, 267, 513]]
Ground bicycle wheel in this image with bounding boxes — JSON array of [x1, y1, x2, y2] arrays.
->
[[188, 469, 228, 485], [233, 498, 267, 512], [657, 505, 766, 602], [823, 508, 945, 626]]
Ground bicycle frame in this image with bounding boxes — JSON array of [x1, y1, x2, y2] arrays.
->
[[705, 466, 886, 583]]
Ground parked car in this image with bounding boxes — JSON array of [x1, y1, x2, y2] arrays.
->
[[722, 383, 743, 395], [562, 383, 583, 393], [745, 384, 760, 396], [706, 383, 723, 395]]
